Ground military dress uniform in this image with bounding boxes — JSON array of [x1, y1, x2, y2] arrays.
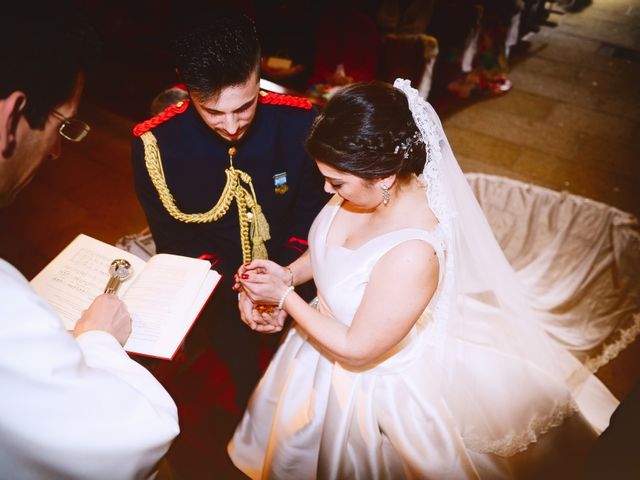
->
[[131, 91, 327, 407]]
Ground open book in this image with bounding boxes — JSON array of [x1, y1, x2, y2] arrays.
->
[[31, 234, 221, 359]]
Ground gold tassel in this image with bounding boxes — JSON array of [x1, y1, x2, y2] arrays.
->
[[144, 135, 272, 261], [250, 205, 270, 259]]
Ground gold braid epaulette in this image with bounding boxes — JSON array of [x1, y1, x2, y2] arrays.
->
[[140, 131, 270, 263]]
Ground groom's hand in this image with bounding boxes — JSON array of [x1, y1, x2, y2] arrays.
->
[[255, 308, 286, 334], [238, 290, 284, 333]]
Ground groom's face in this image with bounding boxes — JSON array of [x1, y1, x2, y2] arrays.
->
[[190, 69, 260, 142]]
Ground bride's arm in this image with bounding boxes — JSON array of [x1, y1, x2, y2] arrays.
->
[[242, 240, 438, 368], [286, 249, 313, 287]]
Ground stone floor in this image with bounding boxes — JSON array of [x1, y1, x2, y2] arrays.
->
[[443, 0, 640, 220], [1, 1, 638, 477]]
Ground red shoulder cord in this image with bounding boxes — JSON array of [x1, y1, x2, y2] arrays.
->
[[133, 99, 191, 137], [259, 91, 312, 110]]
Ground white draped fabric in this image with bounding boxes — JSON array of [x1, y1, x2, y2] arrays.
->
[[466, 172, 640, 370], [0, 259, 179, 479]]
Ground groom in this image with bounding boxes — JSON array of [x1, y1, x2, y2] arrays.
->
[[131, 7, 327, 409]]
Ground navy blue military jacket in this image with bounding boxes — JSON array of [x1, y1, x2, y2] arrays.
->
[[131, 98, 327, 277]]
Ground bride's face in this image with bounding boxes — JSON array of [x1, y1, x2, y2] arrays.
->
[[316, 161, 380, 209]]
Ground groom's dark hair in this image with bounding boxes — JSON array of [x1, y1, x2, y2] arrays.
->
[[172, 8, 261, 101], [305, 82, 426, 181]]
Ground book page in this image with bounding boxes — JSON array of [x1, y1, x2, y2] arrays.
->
[[30, 234, 147, 329], [31, 234, 220, 359], [122, 254, 219, 358]]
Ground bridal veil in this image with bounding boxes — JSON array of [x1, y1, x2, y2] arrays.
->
[[393, 78, 625, 456]]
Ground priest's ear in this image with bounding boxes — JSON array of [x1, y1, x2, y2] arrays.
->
[[0, 92, 26, 158]]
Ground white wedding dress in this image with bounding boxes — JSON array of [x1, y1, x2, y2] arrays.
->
[[228, 80, 631, 479], [229, 197, 610, 480]]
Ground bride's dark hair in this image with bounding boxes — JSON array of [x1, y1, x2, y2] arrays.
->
[[305, 82, 426, 180]]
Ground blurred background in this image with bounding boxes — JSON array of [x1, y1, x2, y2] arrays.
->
[[1, 1, 638, 478]]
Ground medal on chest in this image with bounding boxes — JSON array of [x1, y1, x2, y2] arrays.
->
[[273, 172, 288, 195]]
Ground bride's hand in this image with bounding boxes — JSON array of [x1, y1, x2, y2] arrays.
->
[[237, 259, 292, 290], [238, 260, 290, 306]]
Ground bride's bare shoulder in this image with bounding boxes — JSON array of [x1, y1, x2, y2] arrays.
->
[[375, 239, 439, 282]]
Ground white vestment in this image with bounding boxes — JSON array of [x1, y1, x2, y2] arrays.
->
[[0, 259, 179, 479]]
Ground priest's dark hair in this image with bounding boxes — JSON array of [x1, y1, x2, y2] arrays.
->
[[0, 1, 97, 130], [172, 8, 261, 100], [305, 82, 427, 181]]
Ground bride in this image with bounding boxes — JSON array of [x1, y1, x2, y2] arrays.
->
[[228, 80, 618, 478]]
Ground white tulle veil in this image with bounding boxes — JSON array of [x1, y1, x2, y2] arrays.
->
[[393, 79, 605, 456]]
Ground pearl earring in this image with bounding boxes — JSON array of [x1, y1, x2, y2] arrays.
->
[[381, 184, 390, 206]]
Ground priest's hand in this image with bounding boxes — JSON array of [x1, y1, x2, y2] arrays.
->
[[73, 293, 132, 346]]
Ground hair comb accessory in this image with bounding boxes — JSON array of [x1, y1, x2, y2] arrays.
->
[[393, 130, 423, 159]]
